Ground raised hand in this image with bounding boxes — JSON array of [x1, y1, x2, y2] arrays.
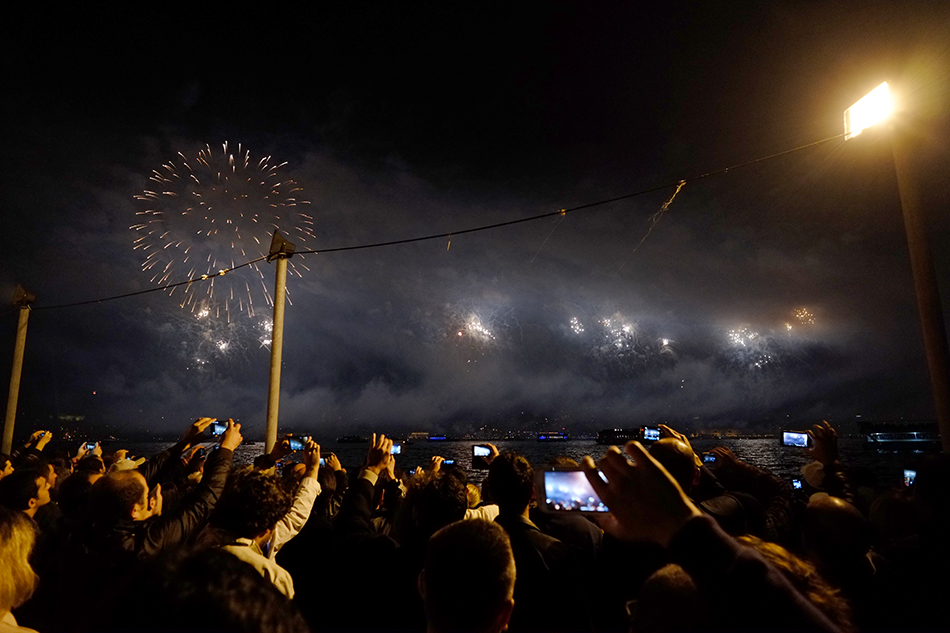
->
[[303, 439, 321, 478], [325, 452, 343, 472], [365, 433, 393, 475], [806, 420, 838, 465], [181, 417, 216, 446], [583, 441, 701, 548], [219, 419, 243, 451]]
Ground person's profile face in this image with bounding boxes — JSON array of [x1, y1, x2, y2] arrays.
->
[[35, 476, 51, 507], [0, 460, 12, 478]]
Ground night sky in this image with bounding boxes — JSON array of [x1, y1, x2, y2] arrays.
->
[[2, 2, 949, 437]]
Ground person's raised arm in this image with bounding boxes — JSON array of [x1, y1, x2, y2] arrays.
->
[[141, 419, 241, 554], [269, 439, 322, 556], [336, 433, 391, 540], [582, 443, 841, 632], [139, 417, 216, 486]]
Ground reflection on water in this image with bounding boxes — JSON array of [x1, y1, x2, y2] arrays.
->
[[120, 436, 919, 489]]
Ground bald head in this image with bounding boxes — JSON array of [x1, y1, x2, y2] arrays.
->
[[804, 495, 872, 563]]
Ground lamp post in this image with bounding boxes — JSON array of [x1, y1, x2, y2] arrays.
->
[[846, 82, 950, 451], [264, 230, 295, 454], [3, 285, 36, 454]]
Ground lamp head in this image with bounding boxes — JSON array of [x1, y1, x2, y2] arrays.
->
[[844, 82, 892, 140]]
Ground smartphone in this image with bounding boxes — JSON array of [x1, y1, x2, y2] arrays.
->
[[211, 422, 227, 436], [702, 453, 717, 464], [85, 442, 97, 450], [791, 478, 803, 490], [391, 443, 402, 455], [288, 436, 310, 451], [904, 469, 917, 487], [782, 431, 811, 447], [472, 445, 492, 470], [319, 457, 326, 467], [539, 468, 609, 514], [641, 426, 661, 442], [442, 459, 456, 466], [409, 467, 418, 476]]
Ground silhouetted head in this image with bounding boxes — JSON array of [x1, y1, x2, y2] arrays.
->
[[488, 453, 534, 516], [803, 494, 873, 567], [421, 519, 515, 633], [101, 548, 309, 633], [408, 471, 468, 540], [214, 467, 292, 539]]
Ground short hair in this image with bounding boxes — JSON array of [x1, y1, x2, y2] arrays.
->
[[487, 453, 534, 515], [76, 455, 106, 474], [649, 439, 697, 493], [90, 470, 147, 525], [59, 471, 99, 519], [0, 468, 45, 512], [213, 467, 292, 538], [99, 548, 309, 633], [0, 506, 38, 612], [423, 519, 515, 633], [408, 471, 468, 540]]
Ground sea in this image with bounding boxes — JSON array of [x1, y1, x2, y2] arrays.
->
[[115, 436, 926, 490]]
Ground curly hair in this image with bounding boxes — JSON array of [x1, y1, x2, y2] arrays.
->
[[405, 470, 468, 540], [214, 467, 292, 539], [738, 535, 853, 633]]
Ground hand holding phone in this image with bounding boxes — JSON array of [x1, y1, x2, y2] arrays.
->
[[781, 431, 811, 448], [539, 468, 608, 514]]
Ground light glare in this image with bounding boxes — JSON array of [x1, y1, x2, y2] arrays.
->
[[844, 82, 892, 140]]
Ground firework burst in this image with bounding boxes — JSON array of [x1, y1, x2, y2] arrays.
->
[[132, 142, 316, 318]]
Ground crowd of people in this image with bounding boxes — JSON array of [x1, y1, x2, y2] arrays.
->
[[0, 417, 947, 632]]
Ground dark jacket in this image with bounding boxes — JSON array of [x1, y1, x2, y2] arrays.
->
[[495, 513, 593, 633], [53, 446, 234, 633]]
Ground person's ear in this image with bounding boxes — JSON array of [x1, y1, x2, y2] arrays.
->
[[417, 569, 426, 600], [28, 497, 38, 511], [492, 597, 514, 633]]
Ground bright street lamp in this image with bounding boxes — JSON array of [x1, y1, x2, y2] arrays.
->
[[846, 82, 950, 451]]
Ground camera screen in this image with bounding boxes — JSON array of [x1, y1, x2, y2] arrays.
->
[[391, 443, 402, 455], [85, 442, 97, 450], [792, 478, 803, 490], [542, 470, 608, 513], [782, 432, 809, 447], [443, 459, 455, 466], [289, 438, 305, 451], [319, 457, 325, 467], [211, 423, 227, 436], [703, 453, 716, 463], [904, 469, 917, 487], [642, 427, 660, 442], [473, 445, 491, 457]]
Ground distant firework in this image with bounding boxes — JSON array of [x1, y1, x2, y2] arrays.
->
[[132, 142, 316, 319], [794, 308, 815, 326]]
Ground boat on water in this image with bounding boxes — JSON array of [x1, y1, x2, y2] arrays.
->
[[537, 431, 569, 441], [596, 429, 639, 445], [336, 435, 368, 444], [860, 421, 941, 451]]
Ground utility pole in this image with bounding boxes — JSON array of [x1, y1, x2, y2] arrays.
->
[[3, 285, 36, 454], [265, 231, 295, 454], [891, 126, 950, 452]]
